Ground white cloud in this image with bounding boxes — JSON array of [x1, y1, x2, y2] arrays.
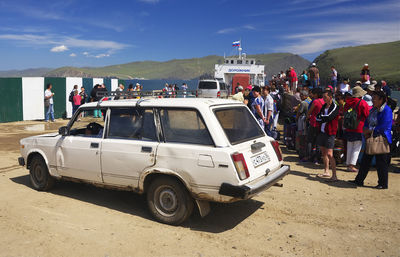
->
[[50, 45, 69, 52], [0, 33, 131, 57], [275, 22, 400, 55], [70, 53, 76, 57], [217, 25, 256, 34], [95, 53, 110, 58]]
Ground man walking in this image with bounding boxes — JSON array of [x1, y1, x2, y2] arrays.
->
[[316, 90, 339, 181], [44, 83, 55, 122]]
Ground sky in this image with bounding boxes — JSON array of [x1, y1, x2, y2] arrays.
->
[[0, 0, 399, 70]]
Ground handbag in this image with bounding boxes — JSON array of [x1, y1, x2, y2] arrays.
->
[[44, 98, 50, 108], [365, 135, 390, 155]]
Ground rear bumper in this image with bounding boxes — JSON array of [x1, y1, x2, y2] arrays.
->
[[219, 165, 290, 199], [18, 157, 25, 166]]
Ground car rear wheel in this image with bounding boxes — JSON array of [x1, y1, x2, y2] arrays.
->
[[146, 177, 193, 225], [29, 156, 55, 191]]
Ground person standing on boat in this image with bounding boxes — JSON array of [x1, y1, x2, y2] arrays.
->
[[330, 66, 338, 90], [360, 64, 370, 89], [181, 83, 188, 97], [308, 63, 320, 89], [288, 67, 298, 93]]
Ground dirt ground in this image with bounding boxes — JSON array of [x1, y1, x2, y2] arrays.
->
[[0, 120, 399, 257]]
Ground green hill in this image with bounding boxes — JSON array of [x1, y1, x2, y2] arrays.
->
[[45, 53, 310, 80], [314, 41, 400, 87]]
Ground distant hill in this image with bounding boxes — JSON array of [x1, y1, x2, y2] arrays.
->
[[44, 53, 310, 80], [314, 41, 400, 87], [0, 68, 52, 77]]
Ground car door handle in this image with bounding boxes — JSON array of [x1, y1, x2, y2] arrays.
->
[[141, 146, 152, 153], [90, 142, 99, 148]]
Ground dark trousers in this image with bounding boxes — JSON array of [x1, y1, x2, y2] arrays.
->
[[355, 153, 390, 188]]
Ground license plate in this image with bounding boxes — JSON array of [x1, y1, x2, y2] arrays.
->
[[251, 152, 270, 167]]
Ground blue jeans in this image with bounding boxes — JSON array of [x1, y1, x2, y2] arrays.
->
[[310, 79, 318, 88], [45, 104, 54, 121], [331, 79, 337, 89]]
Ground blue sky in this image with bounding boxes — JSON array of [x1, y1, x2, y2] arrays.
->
[[0, 0, 399, 70]]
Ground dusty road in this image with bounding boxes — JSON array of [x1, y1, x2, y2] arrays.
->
[[0, 120, 399, 256]]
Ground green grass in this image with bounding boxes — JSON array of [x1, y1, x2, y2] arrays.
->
[[314, 41, 400, 86], [45, 53, 310, 80]]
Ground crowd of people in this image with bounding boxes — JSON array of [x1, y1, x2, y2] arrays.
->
[[232, 63, 400, 189]]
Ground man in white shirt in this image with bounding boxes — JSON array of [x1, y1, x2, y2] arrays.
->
[[262, 86, 274, 135], [44, 83, 55, 122]]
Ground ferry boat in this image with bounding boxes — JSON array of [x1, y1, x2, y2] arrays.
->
[[214, 41, 266, 94]]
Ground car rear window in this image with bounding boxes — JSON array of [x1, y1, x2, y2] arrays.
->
[[198, 81, 217, 89], [214, 106, 264, 145]]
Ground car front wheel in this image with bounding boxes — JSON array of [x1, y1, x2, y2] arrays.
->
[[146, 177, 194, 225], [29, 155, 55, 191]]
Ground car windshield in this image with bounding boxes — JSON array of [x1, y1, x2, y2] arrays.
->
[[214, 106, 264, 145], [198, 81, 217, 89]]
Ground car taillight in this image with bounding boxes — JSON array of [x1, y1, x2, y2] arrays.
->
[[271, 141, 283, 161], [232, 153, 249, 180], [217, 91, 221, 98]]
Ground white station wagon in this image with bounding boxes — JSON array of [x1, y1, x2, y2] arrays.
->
[[18, 97, 289, 225]]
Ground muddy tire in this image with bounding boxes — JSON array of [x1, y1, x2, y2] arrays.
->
[[146, 177, 193, 225], [29, 156, 55, 191]]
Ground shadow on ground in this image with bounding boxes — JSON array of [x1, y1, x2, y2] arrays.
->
[[10, 174, 263, 233]]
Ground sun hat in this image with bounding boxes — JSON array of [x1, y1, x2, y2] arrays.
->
[[237, 85, 243, 91], [312, 63, 316, 66], [367, 84, 375, 91], [246, 85, 252, 90], [371, 80, 377, 85], [355, 81, 362, 85], [351, 86, 367, 98]]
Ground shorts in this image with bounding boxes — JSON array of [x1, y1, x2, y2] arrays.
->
[[317, 132, 335, 149]]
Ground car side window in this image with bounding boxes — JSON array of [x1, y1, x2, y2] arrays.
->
[[160, 108, 213, 146], [69, 109, 106, 138], [107, 108, 158, 141]]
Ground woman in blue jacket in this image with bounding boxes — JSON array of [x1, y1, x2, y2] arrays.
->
[[349, 91, 392, 189]]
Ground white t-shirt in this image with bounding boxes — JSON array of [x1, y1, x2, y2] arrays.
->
[[321, 107, 329, 132], [45, 89, 53, 104], [264, 94, 274, 117], [339, 83, 350, 93]]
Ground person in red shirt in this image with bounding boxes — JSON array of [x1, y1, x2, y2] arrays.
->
[[343, 86, 370, 172], [306, 87, 324, 163], [289, 67, 298, 93], [72, 90, 81, 115], [316, 90, 339, 181]]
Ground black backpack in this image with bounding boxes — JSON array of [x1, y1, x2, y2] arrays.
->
[[69, 91, 74, 102], [343, 99, 362, 129]]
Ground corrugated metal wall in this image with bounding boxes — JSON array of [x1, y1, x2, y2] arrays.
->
[[0, 78, 23, 122], [0, 77, 138, 123], [45, 77, 66, 119]]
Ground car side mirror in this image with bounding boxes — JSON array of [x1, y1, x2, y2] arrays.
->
[[59, 126, 68, 136]]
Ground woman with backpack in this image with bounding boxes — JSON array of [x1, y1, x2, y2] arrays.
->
[[343, 86, 370, 172]]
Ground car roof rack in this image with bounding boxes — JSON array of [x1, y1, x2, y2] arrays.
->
[[96, 89, 200, 105]]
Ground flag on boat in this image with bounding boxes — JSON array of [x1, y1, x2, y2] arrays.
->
[[232, 41, 240, 47]]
